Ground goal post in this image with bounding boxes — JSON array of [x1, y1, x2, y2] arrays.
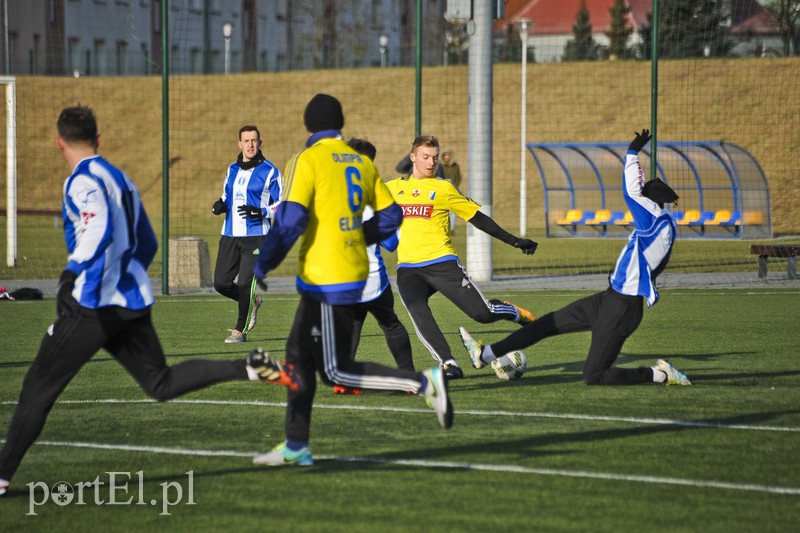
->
[[1, 76, 16, 268]]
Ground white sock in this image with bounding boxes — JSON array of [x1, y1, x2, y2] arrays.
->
[[246, 365, 260, 381], [652, 368, 667, 383], [482, 345, 497, 364]]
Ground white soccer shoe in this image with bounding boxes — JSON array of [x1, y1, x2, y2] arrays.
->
[[253, 441, 313, 467], [422, 367, 454, 429], [656, 359, 692, 385], [246, 295, 263, 332], [459, 326, 486, 369]]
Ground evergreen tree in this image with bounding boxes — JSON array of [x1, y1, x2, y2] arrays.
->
[[605, 0, 634, 59], [764, 0, 800, 56], [640, 0, 733, 59], [563, 0, 598, 61]]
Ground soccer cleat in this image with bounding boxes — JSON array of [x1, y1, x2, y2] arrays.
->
[[253, 441, 313, 467], [246, 348, 303, 391], [0, 478, 8, 497], [442, 363, 464, 380], [458, 326, 486, 369], [246, 295, 263, 332], [225, 329, 246, 343], [506, 301, 535, 325], [333, 385, 362, 395], [422, 367, 454, 429], [656, 359, 692, 386]]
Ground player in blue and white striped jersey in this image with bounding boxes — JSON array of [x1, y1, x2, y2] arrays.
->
[[0, 107, 298, 496], [211, 125, 283, 343], [460, 129, 692, 386]]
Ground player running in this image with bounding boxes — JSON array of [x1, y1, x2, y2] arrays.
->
[[0, 106, 299, 497], [250, 95, 453, 467]]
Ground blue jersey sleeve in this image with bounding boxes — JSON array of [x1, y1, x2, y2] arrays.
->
[[380, 231, 399, 252], [133, 205, 158, 268], [363, 202, 402, 245], [254, 201, 309, 277]]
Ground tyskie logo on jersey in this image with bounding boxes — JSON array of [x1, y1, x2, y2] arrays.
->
[[401, 205, 433, 218]]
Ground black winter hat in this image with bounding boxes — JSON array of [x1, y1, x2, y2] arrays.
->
[[641, 178, 679, 205], [304, 94, 344, 133]]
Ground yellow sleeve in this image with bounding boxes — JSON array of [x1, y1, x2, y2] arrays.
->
[[283, 152, 314, 208], [372, 175, 396, 212], [448, 185, 481, 221]]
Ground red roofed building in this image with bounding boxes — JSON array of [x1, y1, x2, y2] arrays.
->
[[729, 0, 783, 56], [494, 0, 782, 62], [494, 0, 645, 62]]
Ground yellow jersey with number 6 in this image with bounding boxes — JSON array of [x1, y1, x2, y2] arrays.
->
[[283, 137, 396, 302]]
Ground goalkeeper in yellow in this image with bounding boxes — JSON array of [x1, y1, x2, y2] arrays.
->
[[386, 135, 538, 379]]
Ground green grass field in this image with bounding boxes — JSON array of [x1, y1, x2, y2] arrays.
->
[[1, 289, 799, 531]]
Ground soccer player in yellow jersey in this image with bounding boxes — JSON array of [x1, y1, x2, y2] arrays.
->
[[249, 95, 453, 467], [386, 135, 539, 379]]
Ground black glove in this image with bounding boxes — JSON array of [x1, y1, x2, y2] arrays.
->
[[255, 274, 268, 292], [56, 269, 79, 318], [514, 238, 539, 255], [211, 198, 227, 215], [629, 129, 651, 153], [238, 205, 262, 219]]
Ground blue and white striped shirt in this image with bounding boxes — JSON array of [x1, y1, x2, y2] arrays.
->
[[609, 151, 677, 306], [359, 205, 399, 303], [220, 156, 282, 237], [62, 155, 157, 310]]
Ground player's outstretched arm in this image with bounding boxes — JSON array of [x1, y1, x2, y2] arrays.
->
[[628, 129, 651, 154], [467, 211, 538, 255]]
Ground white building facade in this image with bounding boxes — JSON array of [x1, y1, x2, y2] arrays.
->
[[1, 0, 445, 76]]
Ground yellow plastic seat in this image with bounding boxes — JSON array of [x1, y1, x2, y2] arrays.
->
[[613, 211, 633, 225], [678, 209, 700, 225], [556, 209, 584, 225], [708, 210, 732, 225], [742, 211, 763, 225], [586, 209, 612, 225]]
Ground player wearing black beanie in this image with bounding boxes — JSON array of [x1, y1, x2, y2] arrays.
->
[[303, 93, 344, 133]]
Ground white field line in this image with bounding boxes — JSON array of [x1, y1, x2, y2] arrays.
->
[[7, 291, 798, 307], [25, 439, 800, 496], [151, 291, 800, 303], [3, 398, 796, 433]]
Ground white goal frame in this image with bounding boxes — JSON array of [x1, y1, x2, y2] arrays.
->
[[1, 76, 15, 267]]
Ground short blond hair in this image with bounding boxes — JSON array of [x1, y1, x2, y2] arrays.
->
[[411, 134, 439, 153]]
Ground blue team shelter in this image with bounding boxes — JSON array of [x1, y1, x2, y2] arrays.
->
[[529, 141, 771, 239]]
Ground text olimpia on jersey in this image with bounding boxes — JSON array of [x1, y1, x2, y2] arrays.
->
[[284, 137, 396, 300]]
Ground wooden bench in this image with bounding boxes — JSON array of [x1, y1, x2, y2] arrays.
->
[[750, 245, 800, 279]]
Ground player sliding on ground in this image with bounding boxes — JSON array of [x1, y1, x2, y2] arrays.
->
[[0, 106, 299, 498], [386, 134, 538, 380], [460, 129, 691, 386]]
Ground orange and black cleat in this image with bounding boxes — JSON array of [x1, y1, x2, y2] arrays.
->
[[333, 385, 362, 395], [246, 349, 304, 392], [506, 301, 535, 325]]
